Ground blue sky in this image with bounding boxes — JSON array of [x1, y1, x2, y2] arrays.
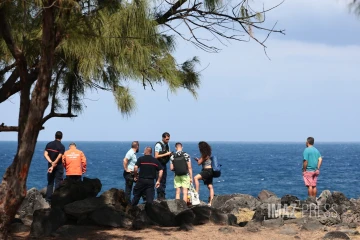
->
[[1, 0, 360, 142]]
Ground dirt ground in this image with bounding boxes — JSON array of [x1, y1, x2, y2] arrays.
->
[[10, 224, 360, 240]]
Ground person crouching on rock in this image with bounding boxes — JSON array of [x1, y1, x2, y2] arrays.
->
[[194, 141, 214, 206], [56, 142, 87, 182], [170, 142, 193, 203], [131, 147, 163, 206], [302, 137, 322, 199]]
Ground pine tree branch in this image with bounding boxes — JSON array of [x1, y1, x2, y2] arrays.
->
[[0, 67, 39, 104], [0, 62, 16, 76], [42, 112, 77, 125], [156, 0, 188, 24], [0, 9, 24, 61], [0, 68, 19, 103], [0, 123, 44, 132]]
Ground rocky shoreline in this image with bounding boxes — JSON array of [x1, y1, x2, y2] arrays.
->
[[11, 177, 360, 239]]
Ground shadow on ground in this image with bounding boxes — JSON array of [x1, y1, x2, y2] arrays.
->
[[11, 225, 182, 240]]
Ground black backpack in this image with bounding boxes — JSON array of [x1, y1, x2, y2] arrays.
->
[[155, 141, 170, 165], [172, 152, 188, 176]]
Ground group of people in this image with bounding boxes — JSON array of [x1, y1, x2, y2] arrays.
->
[[43, 131, 323, 205], [44, 131, 87, 203], [123, 132, 215, 206], [43, 131, 215, 206]]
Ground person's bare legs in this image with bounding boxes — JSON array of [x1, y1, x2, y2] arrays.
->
[[307, 186, 312, 197], [175, 188, 181, 200], [312, 186, 317, 197], [208, 184, 214, 206], [182, 187, 188, 202], [194, 174, 202, 193]]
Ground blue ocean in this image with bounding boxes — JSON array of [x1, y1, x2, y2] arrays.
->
[[0, 141, 359, 201]]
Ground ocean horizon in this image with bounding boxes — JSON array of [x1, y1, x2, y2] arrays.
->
[[0, 141, 359, 201]]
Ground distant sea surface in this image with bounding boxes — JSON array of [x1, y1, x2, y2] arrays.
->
[[0, 142, 359, 201]]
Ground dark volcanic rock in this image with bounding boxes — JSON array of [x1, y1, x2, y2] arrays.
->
[[89, 206, 132, 228], [30, 208, 67, 238], [319, 217, 341, 226], [212, 194, 261, 213], [132, 209, 155, 230], [145, 201, 176, 227], [192, 205, 212, 225], [341, 210, 360, 227], [64, 197, 103, 218], [175, 209, 195, 227], [51, 177, 102, 209], [10, 223, 30, 233], [100, 188, 127, 208], [300, 218, 324, 231], [17, 188, 50, 226], [323, 231, 350, 239], [281, 195, 300, 207], [163, 199, 189, 214], [191, 205, 235, 226], [258, 190, 277, 202]]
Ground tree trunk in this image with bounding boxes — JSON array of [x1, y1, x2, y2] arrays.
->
[[0, 1, 57, 238]]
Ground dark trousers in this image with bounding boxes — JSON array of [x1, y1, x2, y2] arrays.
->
[[131, 178, 155, 206], [123, 171, 134, 203], [45, 165, 64, 202], [66, 175, 82, 182], [156, 163, 167, 199]]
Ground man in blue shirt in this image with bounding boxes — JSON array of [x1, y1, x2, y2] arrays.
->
[[123, 141, 139, 204], [302, 137, 323, 198]]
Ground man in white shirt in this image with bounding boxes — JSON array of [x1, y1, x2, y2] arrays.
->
[[123, 141, 139, 203]]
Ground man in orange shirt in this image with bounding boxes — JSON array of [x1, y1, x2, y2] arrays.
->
[[59, 142, 87, 181]]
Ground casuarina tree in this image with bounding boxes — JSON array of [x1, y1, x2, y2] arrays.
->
[[0, 0, 284, 238]]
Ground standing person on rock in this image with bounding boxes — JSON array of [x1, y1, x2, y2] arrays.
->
[[302, 137, 322, 198], [44, 131, 65, 203], [123, 141, 139, 204], [170, 142, 193, 202], [131, 147, 163, 206], [59, 142, 87, 182], [154, 132, 171, 200], [194, 141, 214, 206]]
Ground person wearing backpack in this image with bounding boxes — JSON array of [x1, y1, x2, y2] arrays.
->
[[170, 142, 193, 202], [194, 141, 214, 206], [154, 132, 171, 200]]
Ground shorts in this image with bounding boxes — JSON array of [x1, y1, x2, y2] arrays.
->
[[303, 170, 320, 187], [174, 175, 190, 189], [200, 168, 213, 185]]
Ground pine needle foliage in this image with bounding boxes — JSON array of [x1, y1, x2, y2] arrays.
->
[[0, 0, 201, 116]]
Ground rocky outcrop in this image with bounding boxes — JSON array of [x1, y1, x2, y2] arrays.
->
[[89, 206, 132, 228], [17, 188, 50, 226], [281, 194, 300, 207], [145, 201, 177, 227], [16, 188, 360, 239], [30, 208, 67, 238], [51, 177, 102, 209], [212, 194, 261, 214], [258, 190, 277, 202]]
